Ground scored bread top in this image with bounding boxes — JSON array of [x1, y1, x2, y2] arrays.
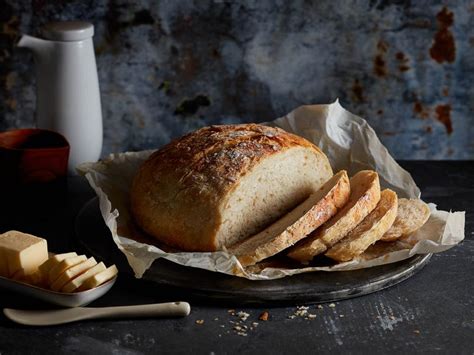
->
[[133, 124, 323, 204], [131, 124, 332, 251]]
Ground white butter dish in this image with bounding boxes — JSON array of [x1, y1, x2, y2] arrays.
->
[[0, 274, 116, 308]]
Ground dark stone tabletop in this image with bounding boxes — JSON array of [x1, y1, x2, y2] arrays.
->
[[0, 161, 472, 354]]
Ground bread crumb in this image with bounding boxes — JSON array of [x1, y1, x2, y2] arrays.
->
[[295, 306, 309, 317], [259, 311, 269, 321], [328, 303, 336, 308], [308, 314, 317, 319], [195, 319, 204, 325], [226, 310, 260, 336], [414, 330, 420, 334], [237, 311, 250, 321]]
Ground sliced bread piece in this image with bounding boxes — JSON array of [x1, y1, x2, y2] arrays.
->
[[287, 170, 381, 263], [360, 240, 413, 260], [229, 171, 351, 266], [325, 189, 398, 262], [380, 198, 430, 242]]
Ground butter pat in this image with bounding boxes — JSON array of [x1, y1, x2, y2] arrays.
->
[[62, 262, 106, 293], [49, 255, 87, 283], [50, 257, 97, 292], [0, 231, 48, 276], [77, 265, 118, 292], [39, 252, 78, 276]]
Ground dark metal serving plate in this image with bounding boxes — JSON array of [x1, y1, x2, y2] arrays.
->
[[75, 198, 432, 305]]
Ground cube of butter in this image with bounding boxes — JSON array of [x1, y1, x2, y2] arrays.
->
[[0, 231, 48, 276]]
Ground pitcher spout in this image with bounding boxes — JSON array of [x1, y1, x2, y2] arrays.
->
[[17, 34, 52, 55]]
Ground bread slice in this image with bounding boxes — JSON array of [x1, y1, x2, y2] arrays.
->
[[325, 189, 398, 262], [229, 171, 351, 266], [360, 240, 412, 260], [380, 198, 430, 242], [287, 170, 381, 263]]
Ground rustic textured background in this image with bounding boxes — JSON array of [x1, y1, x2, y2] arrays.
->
[[1, 0, 473, 159]]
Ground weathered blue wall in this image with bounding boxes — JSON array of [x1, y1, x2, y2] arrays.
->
[[1, 0, 473, 159]]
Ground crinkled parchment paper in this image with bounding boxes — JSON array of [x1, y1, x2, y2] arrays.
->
[[78, 100, 465, 280]]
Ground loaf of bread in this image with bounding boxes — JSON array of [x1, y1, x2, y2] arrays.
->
[[130, 124, 333, 251]]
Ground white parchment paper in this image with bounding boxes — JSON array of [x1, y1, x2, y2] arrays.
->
[[78, 100, 465, 280]]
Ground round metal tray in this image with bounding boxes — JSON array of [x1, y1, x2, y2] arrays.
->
[[75, 198, 432, 305]]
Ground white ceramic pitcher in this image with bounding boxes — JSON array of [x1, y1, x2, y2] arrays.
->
[[18, 21, 103, 174]]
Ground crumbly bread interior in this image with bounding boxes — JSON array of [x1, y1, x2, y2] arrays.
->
[[381, 198, 431, 242], [218, 147, 332, 248]]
